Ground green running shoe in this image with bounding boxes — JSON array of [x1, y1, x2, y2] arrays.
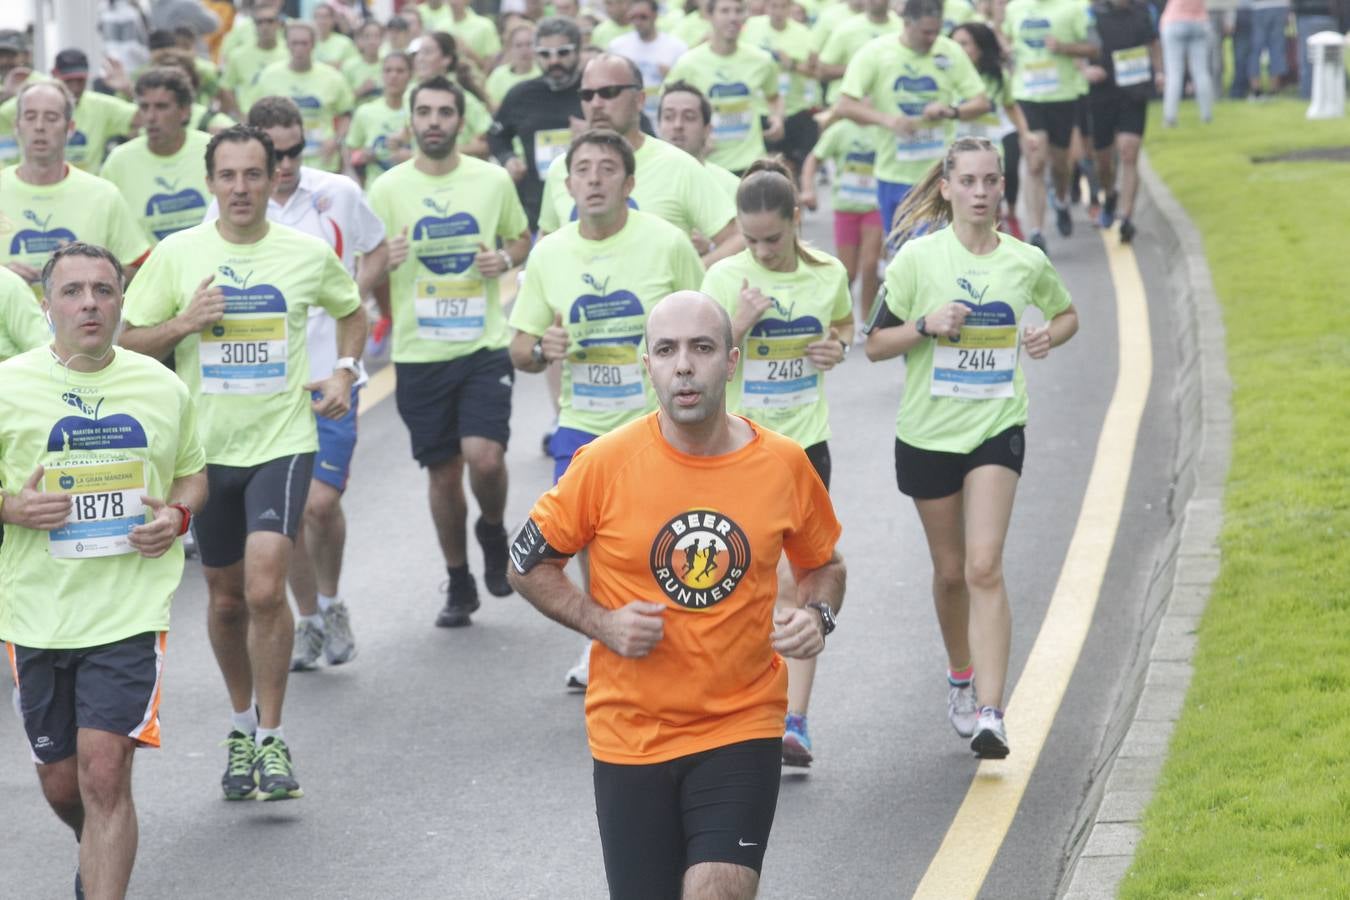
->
[[221, 730, 258, 800], [253, 736, 303, 800]]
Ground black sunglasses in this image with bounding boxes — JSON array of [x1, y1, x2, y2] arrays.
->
[[579, 84, 640, 102], [273, 143, 305, 160]]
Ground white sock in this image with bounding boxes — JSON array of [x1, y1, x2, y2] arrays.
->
[[231, 706, 258, 736], [255, 725, 285, 747], [317, 593, 335, 612], [300, 612, 323, 628]]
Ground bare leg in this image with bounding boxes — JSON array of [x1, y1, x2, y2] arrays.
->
[[242, 532, 295, 729], [683, 862, 759, 900], [461, 436, 508, 527], [1049, 144, 1073, 209], [961, 465, 1019, 709], [205, 561, 254, 716], [835, 239, 860, 322], [1094, 146, 1116, 205], [857, 222, 883, 324], [913, 491, 971, 672], [76, 729, 138, 900], [36, 755, 84, 836], [1116, 133, 1143, 219], [288, 522, 320, 617], [1021, 130, 1050, 232], [426, 457, 469, 567]]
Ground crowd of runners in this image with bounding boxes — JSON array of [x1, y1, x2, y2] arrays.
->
[[1, 0, 1220, 895]]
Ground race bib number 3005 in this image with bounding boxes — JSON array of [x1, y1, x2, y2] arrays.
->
[[200, 316, 288, 394], [44, 458, 147, 559]]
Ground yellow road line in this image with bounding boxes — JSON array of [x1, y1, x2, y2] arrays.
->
[[912, 233, 1154, 898], [358, 364, 396, 418]]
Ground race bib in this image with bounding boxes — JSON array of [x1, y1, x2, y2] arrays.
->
[[44, 458, 146, 559], [896, 125, 945, 163], [304, 127, 325, 159], [931, 322, 1018, 399], [414, 276, 486, 342], [743, 334, 818, 409], [837, 157, 877, 206], [534, 128, 571, 180], [200, 315, 288, 394], [712, 95, 753, 145], [958, 119, 1007, 142], [1112, 46, 1150, 87], [569, 341, 644, 412], [1022, 59, 1061, 97]]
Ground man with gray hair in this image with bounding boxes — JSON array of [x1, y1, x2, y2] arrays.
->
[[488, 16, 588, 232]]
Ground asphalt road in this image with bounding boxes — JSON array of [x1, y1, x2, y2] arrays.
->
[[0, 193, 1178, 899]]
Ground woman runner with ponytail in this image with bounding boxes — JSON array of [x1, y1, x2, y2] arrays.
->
[[700, 158, 853, 768], [865, 137, 1079, 758]]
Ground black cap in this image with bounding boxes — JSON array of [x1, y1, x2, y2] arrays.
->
[[0, 30, 26, 53], [53, 48, 89, 78]]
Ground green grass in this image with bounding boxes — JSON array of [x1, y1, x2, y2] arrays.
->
[[1119, 101, 1350, 898]]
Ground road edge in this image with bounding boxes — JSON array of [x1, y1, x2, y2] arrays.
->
[[1055, 152, 1233, 899]]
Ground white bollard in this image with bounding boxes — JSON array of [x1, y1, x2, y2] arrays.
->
[[1306, 31, 1346, 119]]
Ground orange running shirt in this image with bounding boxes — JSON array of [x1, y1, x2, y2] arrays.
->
[[528, 412, 842, 765]]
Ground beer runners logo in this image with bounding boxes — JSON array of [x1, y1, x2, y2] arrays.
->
[[650, 509, 751, 610]]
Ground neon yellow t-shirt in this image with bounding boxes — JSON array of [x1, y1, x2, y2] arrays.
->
[[666, 43, 779, 173], [486, 64, 541, 105], [819, 12, 901, 103], [0, 266, 47, 360], [257, 60, 355, 172], [366, 157, 529, 364], [0, 166, 150, 295], [706, 162, 741, 204], [63, 91, 139, 172], [190, 102, 236, 133], [882, 227, 1072, 452], [672, 12, 711, 47], [809, 119, 880, 213], [811, 3, 863, 53], [944, 0, 980, 32], [315, 32, 360, 70], [220, 41, 288, 112], [221, 14, 258, 62], [510, 211, 702, 436], [122, 221, 362, 467], [1003, 0, 1093, 102], [538, 136, 736, 239], [445, 9, 504, 61], [0, 347, 205, 649], [345, 99, 410, 175], [956, 72, 1016, 148], [593, 20, 634, 49], [840, 34, 986, 185], [417, 2, 455, 31], [742, 16, 817, 115], [702, 248, 852, 447], [100, 130, 212, 243], [342, 56, 385, 105]]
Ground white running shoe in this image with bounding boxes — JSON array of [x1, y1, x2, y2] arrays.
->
[[322, 600, 357, 665], [970, 707, 1010, 759], [947, 682, 979, 738], [565, 641, 592, 691], [290, 619, 324, 671]]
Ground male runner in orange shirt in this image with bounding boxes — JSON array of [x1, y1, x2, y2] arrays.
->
[[509, 290, 846, 900]]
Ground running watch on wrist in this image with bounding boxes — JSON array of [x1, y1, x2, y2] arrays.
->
[[915, 315, 930, 337], [836, 338, 850, 359], [807, 602, 836, 636], [169, 503, 192, 537], [531, 338, 546, 366], [334, 356, 359, 379]]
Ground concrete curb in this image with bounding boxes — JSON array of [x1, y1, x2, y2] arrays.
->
[[1056, 153, 1233, 899]]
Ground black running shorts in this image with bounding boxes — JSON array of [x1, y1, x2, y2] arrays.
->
[[8, 632, 167, 764], [1018, 99, 1079, 149], [196, 453, 314, 568], [593, 737, 782, 900], [894, 425, 1026, 499], [394, 348, 514, 467], [1089, 93, 1148, 149]]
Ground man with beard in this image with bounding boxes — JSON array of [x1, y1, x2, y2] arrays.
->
[[488, 17, 587, 233], [368, 76, 531, 629]]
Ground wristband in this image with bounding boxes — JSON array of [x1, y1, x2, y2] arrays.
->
[[169, 503, 193, 537], [498, 249, 513, 271]]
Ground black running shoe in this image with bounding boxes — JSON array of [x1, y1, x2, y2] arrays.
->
[[220, 730, 258, 800], [1029, 232, 1049, 255], [475, 517, 513, 597], [436, 577, 480, 627], [75, 868, 84, 900], [1055, 202, 1073, 237], [253, 736, 303, 800], [1119, 218, 1136, 244]]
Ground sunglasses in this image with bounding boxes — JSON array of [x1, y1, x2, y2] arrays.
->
[[579, 84, 639, 101], [255, 17, 279, 25], [273, 143, 305, 160], [535, 44, 576, 60]]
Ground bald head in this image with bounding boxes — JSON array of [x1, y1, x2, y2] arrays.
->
[[645, 291, 734, 355]]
